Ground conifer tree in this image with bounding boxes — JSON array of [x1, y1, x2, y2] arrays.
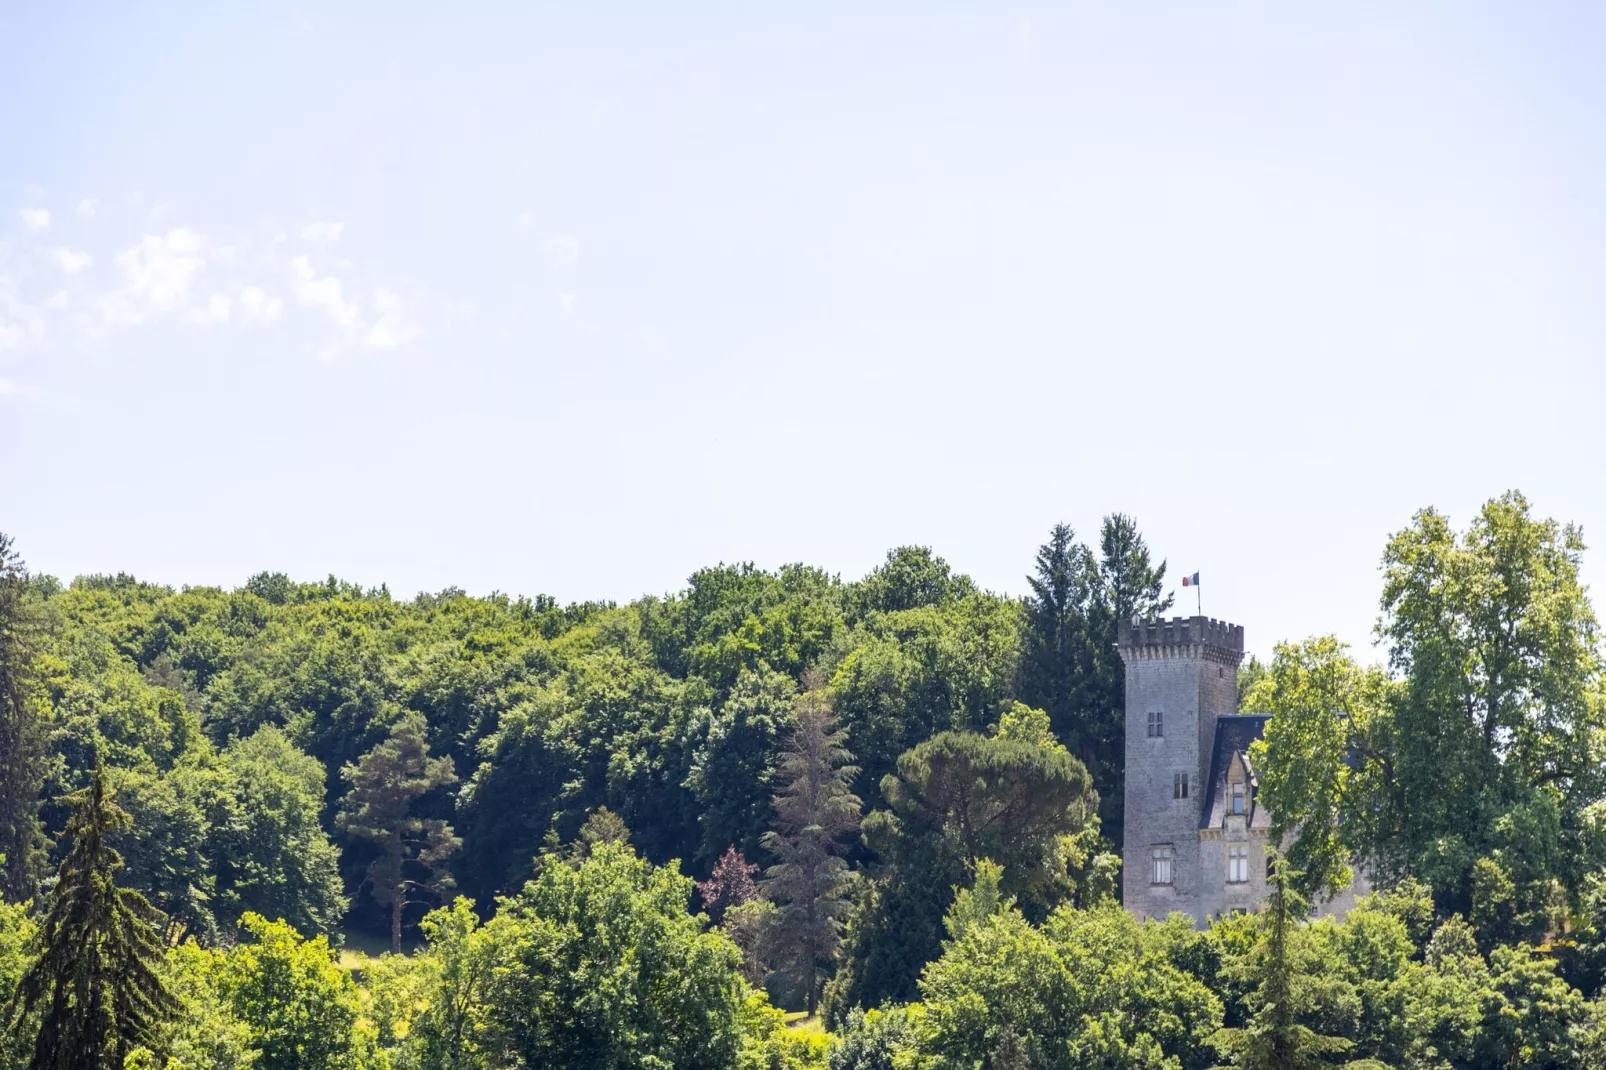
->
[[761, 679, 861, 1015], [0, 534, 47, 900], [8, 763, 179, 1069], [1211, 851, 1353, 1070], [337, 711, 460, 953]]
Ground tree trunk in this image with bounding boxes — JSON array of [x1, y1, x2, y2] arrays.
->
[[392, 890, 404, 954]]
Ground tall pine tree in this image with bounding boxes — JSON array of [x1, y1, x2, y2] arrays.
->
[[0, 534, 47, 900], [761, 679, 861, 1015], [337, 711, 460, 953], [1020, 516, 1170, 853], [9, 763, 179, 1069]]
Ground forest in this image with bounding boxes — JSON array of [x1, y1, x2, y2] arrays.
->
[[1, 490, 1605, 1068]]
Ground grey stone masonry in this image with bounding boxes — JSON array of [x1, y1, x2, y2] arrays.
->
[[1117, 616, 1245, 923]]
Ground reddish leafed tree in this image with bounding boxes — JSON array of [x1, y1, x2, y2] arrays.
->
[[697, 846, 759, 923]]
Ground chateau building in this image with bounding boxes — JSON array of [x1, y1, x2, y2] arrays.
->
[[1118, 615, 1366, 924]]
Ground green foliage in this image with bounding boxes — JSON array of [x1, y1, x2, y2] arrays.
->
[[762, 685, 862, 1015], [476, 839, 751, 1068], [220, 913, 374, 1069], [827, 1004, 920, 1070], [0, 533, 49, 900], [337, 711, 459, 952], [9, 765, 180, 1069], [916, 887, 1220, 1069]]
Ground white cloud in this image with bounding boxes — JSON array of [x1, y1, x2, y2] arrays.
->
[[116, 228, 210, 311], [18, 208, 50, 232], [54, 249, 93, 274], [196, 293, 233, 324], [77, 198, 99, 219], [543, 235, 581, 270], [362, 287, 416, 348], [0, 377, 19, 396], [238, 286, 283, 324], [516, 212, 535, 228], [300, 220, 345, 243], [291, 256, 360, 328], [559, 293, 578, 316]]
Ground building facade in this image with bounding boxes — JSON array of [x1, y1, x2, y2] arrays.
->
[[1117, 615, 1365, 924]]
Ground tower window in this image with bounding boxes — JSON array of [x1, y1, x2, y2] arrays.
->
[[1218, 667, 1224, 678], [1231, 781, 1246, 815], [1173, 772, 1189, 799], [1147, 711, 1164, 738], [1151, 847, 1173, 886], [1228, 846, 1249, 884]]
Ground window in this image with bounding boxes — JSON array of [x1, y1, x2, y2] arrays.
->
[[1147, 711, 1164, 738], [1173, 772, 1189, 799], [1228, 846, 1249, 883], [1218, 667, 1224, 678], [1231, 781, 1246, 815], [1151, 848, 1173, 886]]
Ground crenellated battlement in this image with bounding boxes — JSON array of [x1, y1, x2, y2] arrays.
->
[[1117, 615, 1244, 662]]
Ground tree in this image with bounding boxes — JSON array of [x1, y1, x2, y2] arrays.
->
[[220, 913, 374, 1069], [697, 846, 759, 923], [8, 763, 180, 1069], [1210, 852, 1354, 1070], [479, 839, 752, 1068], [0, 533, 47, 900], [409, 898, 499, 1070], [211, 726, 348, 937], [915, 875, 1220, 1069], [830, 710, 1101, 1012], [338, 711, 460, 952], [762, 681, 862, 1015], [1019, 516, 1170, 850]]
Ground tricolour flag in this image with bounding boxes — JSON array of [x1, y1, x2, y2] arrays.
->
[[1181, 572, 1200, 587]]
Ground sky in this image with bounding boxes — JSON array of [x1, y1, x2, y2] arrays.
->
[[2, 2, 1603, 662]]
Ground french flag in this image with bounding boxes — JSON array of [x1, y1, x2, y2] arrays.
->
[[1181, 572, 1200, 587]]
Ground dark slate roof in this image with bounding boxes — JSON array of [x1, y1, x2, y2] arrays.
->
[[1200, 715, 1272, 830]]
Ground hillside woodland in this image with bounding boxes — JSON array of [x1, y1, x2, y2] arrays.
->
[[2, 491, 1606, 1068]]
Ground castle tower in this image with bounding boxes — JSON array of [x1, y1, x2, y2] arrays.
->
[[1117, 616, 1244, 920]]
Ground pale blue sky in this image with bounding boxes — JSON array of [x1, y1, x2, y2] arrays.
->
[[3, 3, 1603, 660]]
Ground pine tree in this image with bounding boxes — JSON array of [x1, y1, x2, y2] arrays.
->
[[761, 680, 861, 1015], [0, 533, 47, 900], [8, 763, 179, 1069], [1019, 523, 1097, 756], [337, 712, 460, 953], [1211, 851, 1353, 1070]]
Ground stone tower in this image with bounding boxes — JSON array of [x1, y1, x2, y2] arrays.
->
[[1117, 616, 1244, 920]]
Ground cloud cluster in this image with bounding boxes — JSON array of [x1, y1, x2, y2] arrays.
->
[[2, 206, 420, 368]]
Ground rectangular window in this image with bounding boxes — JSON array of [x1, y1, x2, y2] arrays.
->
[[1147, 711, 1164, 738], [1151, 848, 1173, 886], [1173, 772, 1189, 799], [1231, 781, 1246, 815], [1228, 846, 1249, 883]]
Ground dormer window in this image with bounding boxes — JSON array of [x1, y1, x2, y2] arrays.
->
[[1231, 780, 1246, 815], [1147, 711, 1164, 738]]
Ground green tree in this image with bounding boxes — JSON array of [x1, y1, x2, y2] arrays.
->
[[762, 682, 862, 1015], [220, 913, 374, 1069], [1379, 493, 1603, 925], [409, 897, 498, 1070], [1210, 853, 1354, 1070], [211, 726, 348, 937], [0, 533, 48, 900], [8, 764, 180, 1069], [1018, 516, 1170, 850], [916, 877, 1220, 1069], [829, 711, 1101, 1014], [479, 839, 751, 1068], [338, 711, 460, 952]]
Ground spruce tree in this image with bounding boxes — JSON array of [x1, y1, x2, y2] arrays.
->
[[1211, 851, 1353, 1070], [8, 763, 179, 1069], [761, 679, 861, 1015], [337, 711, 460, 953], [0, 534, 47, 900]]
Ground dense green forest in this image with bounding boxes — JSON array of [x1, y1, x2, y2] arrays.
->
[[2, 491, 1606, 1068]]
